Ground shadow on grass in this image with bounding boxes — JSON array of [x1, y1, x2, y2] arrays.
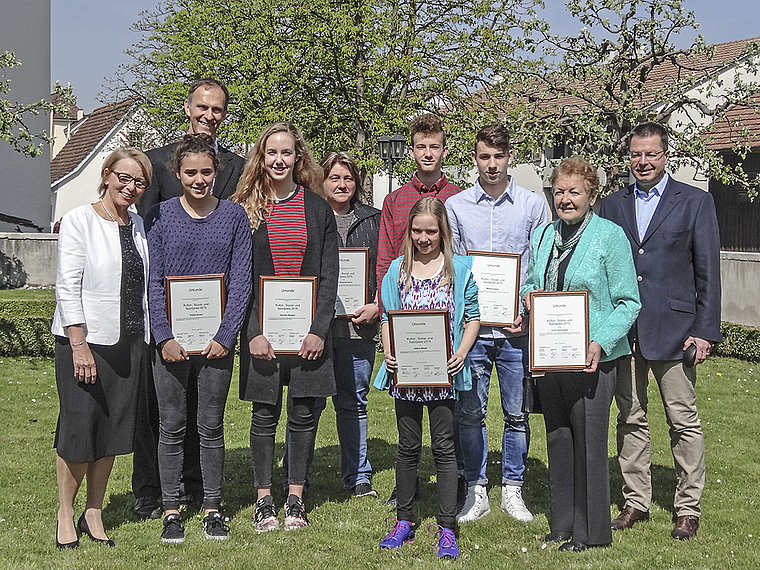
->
[[101, 446, 677, 530], [102, 492, 141, 530], [609, 456, 678, 519], [219, 438, 400, 517]]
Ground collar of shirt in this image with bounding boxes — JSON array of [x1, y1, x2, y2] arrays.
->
[[475, 176, 514, 206], [634, 172, 669, 241], [412, 172, 447, 195], [634, 172, 669, 201]]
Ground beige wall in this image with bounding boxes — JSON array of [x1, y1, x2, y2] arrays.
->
[[0, 233, 58, 288], [720, 252, 760, 328]]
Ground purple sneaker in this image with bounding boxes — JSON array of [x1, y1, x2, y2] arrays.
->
[[429, 524, 459, 559], [379, 518, 415, 549]]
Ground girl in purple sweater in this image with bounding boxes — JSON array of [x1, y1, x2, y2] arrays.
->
[[144, 134, 252, 543]]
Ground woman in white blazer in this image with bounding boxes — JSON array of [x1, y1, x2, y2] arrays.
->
[[51, 147, 151, 549]]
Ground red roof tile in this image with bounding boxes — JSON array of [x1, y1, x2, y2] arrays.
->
[[50, 97, 139, 184], [481, 37, 760, 123], [702, 94, 760, 150]]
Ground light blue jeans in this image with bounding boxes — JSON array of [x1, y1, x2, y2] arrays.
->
[[454, 335, 529, 486]]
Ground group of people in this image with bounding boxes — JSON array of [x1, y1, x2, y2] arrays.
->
[[51, 77, 722, 560]]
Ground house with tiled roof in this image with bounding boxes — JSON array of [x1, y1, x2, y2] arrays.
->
[[50, 92, 83, 160], [475, 36, 760, 326], [464, 37, 760, 221], [698, 93, 760, 255], [50, 97, 159, 224], [702, 94, 760, 154]]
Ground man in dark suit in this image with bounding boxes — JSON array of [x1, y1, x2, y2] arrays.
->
[[599, 121, 722, 540], [137, 78, 245, 216], [132, 78, 245, 518]]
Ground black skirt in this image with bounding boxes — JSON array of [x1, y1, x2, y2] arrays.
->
[[54, 334, 147, 463]]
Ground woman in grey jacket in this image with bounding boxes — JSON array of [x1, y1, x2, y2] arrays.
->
[[319, 152, 381, 496]]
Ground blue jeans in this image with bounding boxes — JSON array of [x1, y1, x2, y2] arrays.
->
[[454, 335, 529, 486], [331, 338, 375, 488]]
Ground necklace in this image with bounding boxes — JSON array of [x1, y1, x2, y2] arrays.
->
[[99, 199, 116, 222], [100, 198, 127, 225]]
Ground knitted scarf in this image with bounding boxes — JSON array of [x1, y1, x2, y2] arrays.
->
[[545, 210, 593, 292]]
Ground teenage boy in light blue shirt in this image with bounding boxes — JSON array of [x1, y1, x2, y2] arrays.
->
[[445, 123, 549, 523]]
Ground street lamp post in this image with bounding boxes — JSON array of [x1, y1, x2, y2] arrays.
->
[[378, 134, 407, 195]]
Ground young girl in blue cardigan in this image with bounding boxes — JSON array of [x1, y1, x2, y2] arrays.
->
[[373, 196, 480, 559]]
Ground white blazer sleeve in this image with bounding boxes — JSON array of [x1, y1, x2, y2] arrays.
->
[[55, 210, 88, 331]]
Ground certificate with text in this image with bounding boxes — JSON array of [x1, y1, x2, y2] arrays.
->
[[468, 251, 521, 327], [259, 276, 316, 353], [529, 290, 589, 372], [388, 310, 452, 388], [336, 247, 369, 317], [166, 274, 226, 354]]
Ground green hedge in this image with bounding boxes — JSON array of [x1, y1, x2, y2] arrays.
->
[[714, 322, 760, 363], [0, 300, 56, 357], [1, 298, 759, 362]]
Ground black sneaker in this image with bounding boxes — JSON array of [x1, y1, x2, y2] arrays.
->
[[353, 483, 379, 498], [283, 494, 308, 530], [253, 495, 279, 533], [382, 486, 398, 507], [134, 495, 162, 519], [161, 514, 185, 543], [202, 511, 229, 540]]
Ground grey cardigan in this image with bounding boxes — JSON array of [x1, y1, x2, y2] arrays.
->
[[239, 188, 339, 404]]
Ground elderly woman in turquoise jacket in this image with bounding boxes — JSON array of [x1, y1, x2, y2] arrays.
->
[[521, 157, 641, 552]]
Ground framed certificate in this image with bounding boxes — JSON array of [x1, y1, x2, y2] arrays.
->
[[259, 276, 316, 353], [468, 251, 521, 326], [166, 274, 226, 354], [336, 247, 370, 317], [529, 290, 589, 372], [388, 309, 452, 388]]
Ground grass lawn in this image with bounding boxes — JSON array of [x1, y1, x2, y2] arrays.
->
[[0, 353, 757, 569], [0, 289, 55, 300]]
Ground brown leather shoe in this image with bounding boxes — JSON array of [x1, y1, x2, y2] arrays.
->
[[611, 504, 649, 530], [671, 515, 699, 540]]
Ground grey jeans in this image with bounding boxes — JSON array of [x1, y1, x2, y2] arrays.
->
[[153, 349, 233, 510]]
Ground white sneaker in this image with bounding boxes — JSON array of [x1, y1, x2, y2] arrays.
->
[[501, 485, 533, 522], [456, 484, 490, 522]]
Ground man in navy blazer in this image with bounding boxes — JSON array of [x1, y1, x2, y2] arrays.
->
[[133, 78, 245, 519], [136, 78, 245, 216], [599, 122, 721, 540]]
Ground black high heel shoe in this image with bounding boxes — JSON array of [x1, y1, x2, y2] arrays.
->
[[56, 521, 79, 550], [77, 512, 115, 547]]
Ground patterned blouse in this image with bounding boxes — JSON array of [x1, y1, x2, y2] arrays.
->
[[390, 263, 456, 402]]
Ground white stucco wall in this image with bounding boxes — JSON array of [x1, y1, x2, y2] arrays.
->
[[51, 152, 106, 226]]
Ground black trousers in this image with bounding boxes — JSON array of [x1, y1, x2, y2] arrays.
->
[[250, 392, 316, 490], [131, 345, 202, 500], [538, 359, 617, 546], [395, 398, 457, 530]]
